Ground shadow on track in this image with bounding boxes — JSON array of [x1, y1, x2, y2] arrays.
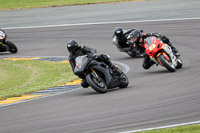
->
[[79, 86, 131, 96]]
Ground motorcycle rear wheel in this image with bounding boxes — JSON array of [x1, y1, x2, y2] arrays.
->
[[6, 41, 18, 53], [86, 73, 107, 93], [158, 54, 176, 72], [176, 57, 183, 69], [118, 73, 129, 88]]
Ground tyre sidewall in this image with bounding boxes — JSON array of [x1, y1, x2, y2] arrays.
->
[[6, 41, 18, 53], [86, 73, 107, 93], [158, 54, 176, 72], [119, 73, 129, 88]]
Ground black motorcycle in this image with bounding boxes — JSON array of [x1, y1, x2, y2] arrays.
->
[[113, 30, 144, 57], [74, 55, 129, 93], [117, 42, 144, 57], [0, 29, 18, 53]]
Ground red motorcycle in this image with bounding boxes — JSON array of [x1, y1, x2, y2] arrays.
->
[[142, 36, 182, 72]]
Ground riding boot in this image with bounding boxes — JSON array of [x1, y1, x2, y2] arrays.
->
[[110, 64, 122, 75], [142, 55, 155, 69], [98, 54, 122, 75], [81, 79, 89, 88], [119, 47, 130, 52]]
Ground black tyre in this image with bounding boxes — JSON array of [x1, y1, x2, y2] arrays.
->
[[86, 73, 107, 93], [176, 57, 183, 69], [6, 41, 18, 53], [118, 73, 129, 88], [158, 54, 176, 72]]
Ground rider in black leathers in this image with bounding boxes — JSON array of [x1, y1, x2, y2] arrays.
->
[[67, 40, 121, 88], [0, 29, 9, 50], [112, 27, 136, 51], [128, 29, 179, 69]]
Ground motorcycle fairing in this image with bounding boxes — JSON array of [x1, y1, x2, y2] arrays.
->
[[144, 37, 163, 57], [162, 43, 177, 67], [74, 55, 91, 75], [0, 31, 5, 40], [144, 36, 177, 67], [91, 65, 120, 89], [91, 65, 113, 88]]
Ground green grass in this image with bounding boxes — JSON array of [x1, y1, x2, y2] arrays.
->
[[0, 0, 142, 10], [0, 59, 78, 100], [136, 124, 200, 133]]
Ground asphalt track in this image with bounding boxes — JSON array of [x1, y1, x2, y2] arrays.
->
[[0, 0, 200, 133]]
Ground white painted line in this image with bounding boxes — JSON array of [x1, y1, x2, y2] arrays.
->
[[2, 17, 200, 30], [118, 121, 200, 133], [2, 17, 200, 131]]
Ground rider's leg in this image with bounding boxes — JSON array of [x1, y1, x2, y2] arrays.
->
[[162, 36, 178, 55], [78, 75, 89, 88], [142, 55, 155, 69], [81, 78, 89, 88], [97, 54, 122, 74]]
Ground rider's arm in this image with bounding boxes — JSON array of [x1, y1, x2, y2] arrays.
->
[[124, 29, 136, 35], [113, 36, 123, 49], [113, 36, 119, 45], [145, 33, 169, 43], [142, 33, 154, 38], [68, 55, 76, 72], [82, 45, 97, 55], [143, 32, 164, 38]]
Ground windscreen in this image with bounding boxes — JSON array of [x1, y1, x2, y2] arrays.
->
[[74, 55, 90, 73], [144, 37, 154, 46]]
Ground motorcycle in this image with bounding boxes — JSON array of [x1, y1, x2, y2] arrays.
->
[[73, 55, 129, 93], [0, 29, 18, 53], [142, 36, 183, 72]]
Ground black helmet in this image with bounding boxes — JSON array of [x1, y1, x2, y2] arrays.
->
[[67, 40, 79, 53], [114, 27, 123, 37], [128, 30, 141, 43]]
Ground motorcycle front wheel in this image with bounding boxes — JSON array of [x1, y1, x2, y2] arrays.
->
[[6, 41, 18, 53], [86, 72, 107, 93], [158, 54, 176, 72]]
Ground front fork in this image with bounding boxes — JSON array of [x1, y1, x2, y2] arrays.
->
[[90, 68, 102, 82], [155, 51, 176, 67], [155, 51, 169, 66]]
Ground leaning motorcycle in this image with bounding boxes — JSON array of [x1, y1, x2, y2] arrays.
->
[[0, 29, 18, 53], [73, 55, 129, 93], [113, 39, 144, 57], [142, 36, 183, 72]]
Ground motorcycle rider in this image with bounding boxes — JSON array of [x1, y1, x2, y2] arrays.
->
[[112, 27, 136, 52], [113, 27, 145, 56], [128, 29, 179, 69], [67, 40, 122, 88], [0, 29, 9, 50]]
